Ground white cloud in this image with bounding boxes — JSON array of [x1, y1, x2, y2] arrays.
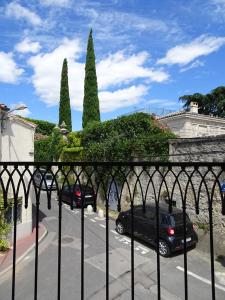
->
[[97, 51, 169, 89], [75, 4, 172, 35], [146, 99, 177, 107], [5, 2, 42, 26], [0, 52, 24, 83], [39, 0, 71, 6], [28, 39, 169, 113], [28, 38, 83, 107], [157, 35, 225, 66], [99, 85, 148, 112], [15, 38, 41, 54], [180, 60, 205, 72]]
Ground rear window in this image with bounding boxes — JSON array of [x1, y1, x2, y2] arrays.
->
[[45, 174, 53, 180], [170, 213, 190, 226]]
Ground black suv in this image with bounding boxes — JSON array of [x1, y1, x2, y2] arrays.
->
[[61, 184, 96, 211], [116, 204, 198, 257]]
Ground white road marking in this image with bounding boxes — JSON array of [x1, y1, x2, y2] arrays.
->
[[119, 237, 130, 244], [110, 230, 118, 235], [135, 245, 149, 254], [90, 219, 96, 222], [176, 266, 225, 292], [99, 224, 106, 228]]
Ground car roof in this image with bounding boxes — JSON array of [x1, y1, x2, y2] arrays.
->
[[133, 203, 183, 215], [63, 184, 93, 189], [34, 169, 53, 177]]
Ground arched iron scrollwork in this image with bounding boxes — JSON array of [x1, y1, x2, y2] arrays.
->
[[0, 161, 225, 300]]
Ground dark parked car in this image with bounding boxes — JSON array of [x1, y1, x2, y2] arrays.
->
[[116, 204, 198, 257], [33, 169, 57, 190], [61, 184, 96, 210]]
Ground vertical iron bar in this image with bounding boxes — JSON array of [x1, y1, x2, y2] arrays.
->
[[106, 190, 109, 300], [34, 194, 40, 300], [57, 193, 62, 300], [131, 199, 134, 300], [209, 203, 216, 300], [156, 201, 161, 300], [81, 193, 84, 300], [11, 196, 18, 300], [182, 205, 188, 300]]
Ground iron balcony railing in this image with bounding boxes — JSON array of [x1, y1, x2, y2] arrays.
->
[[0, 161, 225, 300]]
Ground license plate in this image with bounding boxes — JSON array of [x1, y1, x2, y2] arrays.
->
[[85, 195, 92, 198], [181, 237, 191, 243]]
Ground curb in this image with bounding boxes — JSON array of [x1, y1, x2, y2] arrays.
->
[[0, 225, 48, 279]]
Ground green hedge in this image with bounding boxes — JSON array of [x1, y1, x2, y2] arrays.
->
[[23, 117, 56, 136], [34, 138, 53, 162]]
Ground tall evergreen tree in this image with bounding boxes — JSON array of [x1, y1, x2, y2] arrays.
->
[[82, 29, 100, 128], [59, 58, 72, 131]]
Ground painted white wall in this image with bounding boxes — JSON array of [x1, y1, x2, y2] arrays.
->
[[0, 114, 36, 239], [158, 113, 225, 138]]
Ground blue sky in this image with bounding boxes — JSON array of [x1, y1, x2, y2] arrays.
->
[[1, 0, 225, 130]]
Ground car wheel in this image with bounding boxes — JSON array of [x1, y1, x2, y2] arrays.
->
[[158, 240, 171, 257], [116, 222, 125, 235]]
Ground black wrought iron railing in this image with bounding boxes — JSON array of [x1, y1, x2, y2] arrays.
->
[[0, 161, 225, 300]]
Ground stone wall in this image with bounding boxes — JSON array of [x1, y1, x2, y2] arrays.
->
[[168, 136, 225, 234], [106, 136, 225, 236]]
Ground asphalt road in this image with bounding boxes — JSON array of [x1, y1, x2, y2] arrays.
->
[[0, 192, 225, 300]]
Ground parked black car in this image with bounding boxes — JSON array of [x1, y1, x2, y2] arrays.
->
[[116, 204, 198, 257], [61, 184, 96, 210]]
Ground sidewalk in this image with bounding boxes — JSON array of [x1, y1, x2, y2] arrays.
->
[[0, 223, 47, 277]]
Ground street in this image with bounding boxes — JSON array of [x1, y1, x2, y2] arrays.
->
[[0, 192, 225, 300]]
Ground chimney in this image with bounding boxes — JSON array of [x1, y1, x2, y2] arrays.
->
[[189, 102, 198, 114]]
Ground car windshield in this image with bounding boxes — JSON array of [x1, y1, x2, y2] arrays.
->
[[45, 174, 53, 180]]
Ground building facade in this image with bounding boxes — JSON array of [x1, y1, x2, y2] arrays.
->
[[0, 107, 36, 239], [157, 102, 225, 138]]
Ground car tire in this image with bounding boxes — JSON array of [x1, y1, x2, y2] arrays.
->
[[116, 222, 125, 235], [158, 240, 171, 257]]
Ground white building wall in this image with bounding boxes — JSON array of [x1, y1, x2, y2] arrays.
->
[[0, 116, 35, 239], [158, 113, 225, 138]]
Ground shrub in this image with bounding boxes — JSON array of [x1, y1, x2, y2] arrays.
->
[[0, 191, 11, 252], [82, 112, 176, 161], [0, 239, 10, 252], [34, 137, 53, 162]]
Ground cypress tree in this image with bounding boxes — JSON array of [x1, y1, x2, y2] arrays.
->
[[82, 29, 100, 128], [59, 58, 72, 131]]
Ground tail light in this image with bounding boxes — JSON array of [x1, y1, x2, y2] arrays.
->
[[167, 227, 175, 236], [74, 190, 81, 197]]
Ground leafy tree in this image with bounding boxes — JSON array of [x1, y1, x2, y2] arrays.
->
[[82, 113, 175, 161], [50, 126, 66, 161], [59, 58, 72, 131], [82, 29, 100, 129], [179, 86, 225, 117], [61, 132, 83, 161]]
